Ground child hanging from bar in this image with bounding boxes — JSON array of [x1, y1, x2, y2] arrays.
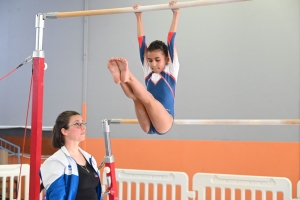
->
[[107, 0, 180, 134]]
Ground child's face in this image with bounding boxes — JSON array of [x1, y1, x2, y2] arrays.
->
[[147, 50, 169, 73]]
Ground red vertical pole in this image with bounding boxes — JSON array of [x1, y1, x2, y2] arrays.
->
[[102, 120, 118, 200], [105, 161, 118, 200], [30, 13, 45, 200], [29, 56, 44, 200]]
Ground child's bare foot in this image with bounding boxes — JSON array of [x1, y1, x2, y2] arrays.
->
[[115, 57, 129, 83], [107, 58, 121, 84]]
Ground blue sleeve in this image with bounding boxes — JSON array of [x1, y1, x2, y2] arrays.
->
[[138, 36, 146, 65], [167, 32, 176, 63]]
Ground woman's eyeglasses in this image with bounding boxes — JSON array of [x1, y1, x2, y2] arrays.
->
[[68, 122, 87, 129]]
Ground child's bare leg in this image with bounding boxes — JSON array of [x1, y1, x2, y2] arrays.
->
[[107, 58, 121, 84], [116, 57, 173, 133], [133, 99, 151, 133], [127, 77, 173, 133], [120, 82, 151, 133], [138, 92, 173, 133], [120, 83, 136, 100]]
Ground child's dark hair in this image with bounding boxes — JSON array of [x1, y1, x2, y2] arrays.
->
[[148, 40, 168, 57], [52, 110, 80, 148]]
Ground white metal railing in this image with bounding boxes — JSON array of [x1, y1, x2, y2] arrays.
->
[[1, 164, 297, 200], [193, 173, 293, 200], [0, 164, 29, 200], [102, 168, 195, 200]]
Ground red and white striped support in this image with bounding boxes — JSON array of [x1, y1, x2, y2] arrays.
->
[[102, 120, 119, 200]]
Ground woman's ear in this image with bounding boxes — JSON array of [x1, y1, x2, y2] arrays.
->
[[61, 128, 67, 136]]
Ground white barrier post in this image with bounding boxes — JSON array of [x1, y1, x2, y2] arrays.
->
[[0, 164, 30, 200]]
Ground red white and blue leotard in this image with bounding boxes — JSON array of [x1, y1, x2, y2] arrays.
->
[[138, 32, 179, 134]]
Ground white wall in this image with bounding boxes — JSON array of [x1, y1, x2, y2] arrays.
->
[[0, 0, 299, 141]]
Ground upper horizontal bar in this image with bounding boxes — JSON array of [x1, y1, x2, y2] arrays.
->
[[0, 125, 52, 130], [109, 119, 300, 125], [44, 0, 250, 19]]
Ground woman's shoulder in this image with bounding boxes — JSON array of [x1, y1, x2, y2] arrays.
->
[[43, 148, 69, 166]]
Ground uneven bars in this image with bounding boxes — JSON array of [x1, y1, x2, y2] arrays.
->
[[109, 119, 300, 125], [44, 0, 249, 19]]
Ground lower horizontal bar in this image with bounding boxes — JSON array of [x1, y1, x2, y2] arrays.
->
[[109, 119, 300, 125]]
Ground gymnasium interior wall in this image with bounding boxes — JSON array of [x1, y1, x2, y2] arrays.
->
[[1, 0, 300, 197]]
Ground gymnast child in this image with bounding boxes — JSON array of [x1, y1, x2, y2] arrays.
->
[[107, 0, 180, 135]]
